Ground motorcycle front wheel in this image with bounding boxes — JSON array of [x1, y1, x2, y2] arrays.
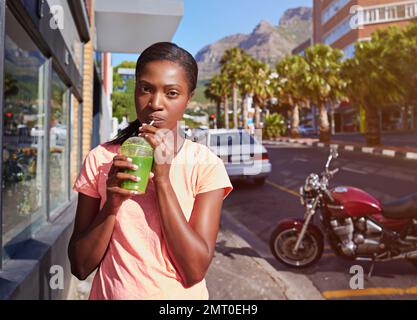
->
[[270, 227, 323, 268]]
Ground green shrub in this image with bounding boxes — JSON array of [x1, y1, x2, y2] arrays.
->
[[262, 113, 285, 140]]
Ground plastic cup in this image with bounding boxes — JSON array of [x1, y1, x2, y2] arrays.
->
[[120, 136, 154, 193]]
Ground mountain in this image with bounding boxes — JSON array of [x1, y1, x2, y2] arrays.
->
[[277, 7, 313, 45], [195, 7, 312, 80]]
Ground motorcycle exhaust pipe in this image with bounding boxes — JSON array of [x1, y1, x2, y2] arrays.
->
[[406, 251, 417, 259]]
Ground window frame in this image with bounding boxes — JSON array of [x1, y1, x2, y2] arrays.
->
[[323, 16, 351, 45], [359, 1, 417, 25], [1, 6, 52, 263], [48, 68, 71, 221], [322, 0, 352, 25]]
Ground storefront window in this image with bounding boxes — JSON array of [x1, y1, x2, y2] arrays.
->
[[49, 70, 69, 213], [2, 8, 48, 244]]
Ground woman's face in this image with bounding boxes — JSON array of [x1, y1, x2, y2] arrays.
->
[[135, 60, 192, 130]]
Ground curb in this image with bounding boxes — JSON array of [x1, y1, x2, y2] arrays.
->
[[265, 138, 417, 161], [221, 210, 324, 300]]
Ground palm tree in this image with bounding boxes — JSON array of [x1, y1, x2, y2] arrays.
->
[[205, 72, 231, 129], [250, 60, 272, 129], [220, 48, 247, 129], [341, 27, 406, 146], [204, 76, 221, 128], [274, 55, 309, 138], [238, 54, 257, 129], [399, 20, 417, 130], [303, 44, 345, 143]]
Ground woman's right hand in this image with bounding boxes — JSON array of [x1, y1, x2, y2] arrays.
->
[[105, 154, 141, 209]]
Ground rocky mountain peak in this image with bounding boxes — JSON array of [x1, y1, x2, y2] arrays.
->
[[279, 7, 312, 26], [195, 6, 313, 80], [253, 20, 276, 34]]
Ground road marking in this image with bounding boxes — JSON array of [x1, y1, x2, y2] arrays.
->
[[342, 167, 366, 175], [362, 147, 374, 153], [322, 286, 417, 299], [294, 157, 309, 162], [406, 152, 417, 160], [266, 180, 299, 197], [322, 253, 336, 257], [344, 145, 354, 151], [382, 149, 396, 157]]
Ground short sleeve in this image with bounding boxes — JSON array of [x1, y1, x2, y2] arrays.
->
[[196, 152, 233, 199], [73, 149, 101, 199]]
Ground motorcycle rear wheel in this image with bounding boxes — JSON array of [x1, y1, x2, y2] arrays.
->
[[269, 227, 323, 268]]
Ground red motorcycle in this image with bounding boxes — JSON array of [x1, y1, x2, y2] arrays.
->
[[269, 147, 417, 273]]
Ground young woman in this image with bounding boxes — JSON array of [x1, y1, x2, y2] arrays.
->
[[68, 42, 232, 300]]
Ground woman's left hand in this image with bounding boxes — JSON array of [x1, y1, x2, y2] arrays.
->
[[138, 123, 176, 183]]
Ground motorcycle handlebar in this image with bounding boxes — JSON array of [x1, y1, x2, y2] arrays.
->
[[322, 168, 339, 180], [329, 168, 339, 176]]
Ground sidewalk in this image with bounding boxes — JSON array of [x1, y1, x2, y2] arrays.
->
[[67, 211, 323, 300], [265, 136, 417, 161], [331, 131, 417, 149]]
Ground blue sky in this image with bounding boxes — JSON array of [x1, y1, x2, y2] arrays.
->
[[111, 0, 312, 66]]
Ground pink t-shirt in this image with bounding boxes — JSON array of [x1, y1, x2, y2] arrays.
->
[[73, 138, 233, 300]]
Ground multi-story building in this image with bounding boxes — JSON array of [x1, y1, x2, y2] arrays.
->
[[292, 38, 312, 56], [117, 68, 136, 83], [0, 0, 183, 299], [313, 0, 417, 132], [314, 0, 417, 57]]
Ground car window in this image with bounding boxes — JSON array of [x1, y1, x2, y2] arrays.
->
[[210, 132, 257, 147]]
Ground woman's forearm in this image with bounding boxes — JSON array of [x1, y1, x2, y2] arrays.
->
[[154, 179, 211, 287], [69, 202, 119, 280]]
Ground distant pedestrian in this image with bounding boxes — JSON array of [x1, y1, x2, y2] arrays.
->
[[68, 42, 232, 299]]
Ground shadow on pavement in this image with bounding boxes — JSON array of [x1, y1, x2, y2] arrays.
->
[[215, 239, 261, 260]]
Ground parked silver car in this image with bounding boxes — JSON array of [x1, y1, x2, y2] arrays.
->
[[199, 129, 272, 185]]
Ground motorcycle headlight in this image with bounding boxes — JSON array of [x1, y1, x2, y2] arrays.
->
[[304, 173, 320, 192]]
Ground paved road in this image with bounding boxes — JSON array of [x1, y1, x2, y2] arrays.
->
[[223, 142, 417, 300]]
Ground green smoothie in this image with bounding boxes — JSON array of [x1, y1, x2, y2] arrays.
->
[[121, 155, 153, 193], [120, 137, 154, 193]]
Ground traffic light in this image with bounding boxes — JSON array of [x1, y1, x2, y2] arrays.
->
[[209, 114, 216, 128]]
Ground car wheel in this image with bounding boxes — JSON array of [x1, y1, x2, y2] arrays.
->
[[253, 177, 266, 186]]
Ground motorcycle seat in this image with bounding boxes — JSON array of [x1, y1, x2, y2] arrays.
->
[[382, 193, 417, 219]]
